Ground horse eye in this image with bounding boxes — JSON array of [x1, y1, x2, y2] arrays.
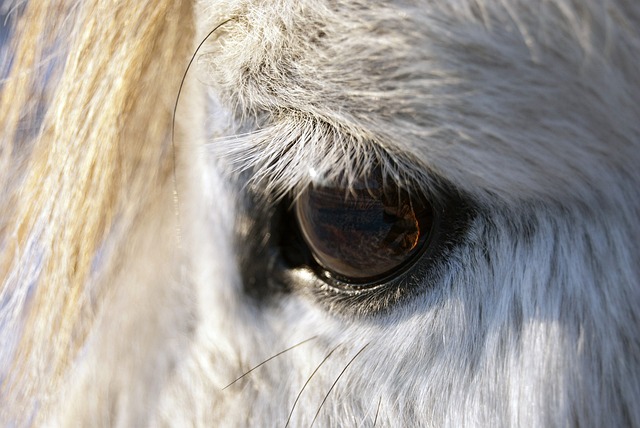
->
[[295, 172, 434, 284]]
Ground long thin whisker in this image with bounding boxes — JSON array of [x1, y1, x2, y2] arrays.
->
[[170, 17, 235, 247], [284, 344, 341, 428], [171, 17, 235, 149], [373, 396, 382, 427], [222, 336, 317, 390], [310, 343, 370, 427]]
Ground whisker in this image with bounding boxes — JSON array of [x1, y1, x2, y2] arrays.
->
[[284, 344, 341, 428], [171, 17, 235, 247], [222, 336, 317, 390], [310, 343, 370, 428], [171, 17, 235, 150], [373, 396, 381, 427]]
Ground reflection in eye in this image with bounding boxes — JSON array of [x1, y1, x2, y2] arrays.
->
[[295, 170, 434, 283]]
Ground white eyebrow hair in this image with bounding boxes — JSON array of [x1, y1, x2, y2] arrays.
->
[[207, 112, 442, 202]]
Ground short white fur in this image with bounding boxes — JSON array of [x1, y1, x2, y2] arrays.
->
[[1, 0, 639, 426]]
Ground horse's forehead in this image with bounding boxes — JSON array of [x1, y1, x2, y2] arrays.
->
[[198, 0, 640, 205]]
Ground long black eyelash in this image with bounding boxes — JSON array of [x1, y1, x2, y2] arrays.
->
[[222, 336, 317, 390], [285, 344, 341, 428], [310, 343, 370, 427]]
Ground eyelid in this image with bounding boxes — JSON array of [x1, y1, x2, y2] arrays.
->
[[210, 116, 436, 204]]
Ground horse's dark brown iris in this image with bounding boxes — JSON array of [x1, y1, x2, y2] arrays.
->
[[295, 172, 433, 283]]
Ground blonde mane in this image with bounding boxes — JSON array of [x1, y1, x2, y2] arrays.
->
[[1, 0, 194, 419]]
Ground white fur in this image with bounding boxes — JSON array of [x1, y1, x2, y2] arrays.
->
[[3, 0, 640, 426]]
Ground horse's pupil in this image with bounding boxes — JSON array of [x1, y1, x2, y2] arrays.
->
[[295, 173, 433, 283]]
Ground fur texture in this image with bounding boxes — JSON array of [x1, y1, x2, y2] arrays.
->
[[1, 0, 639, 426]]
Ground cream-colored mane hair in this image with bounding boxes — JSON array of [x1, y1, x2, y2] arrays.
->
[[1, 0, 639, 426]]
